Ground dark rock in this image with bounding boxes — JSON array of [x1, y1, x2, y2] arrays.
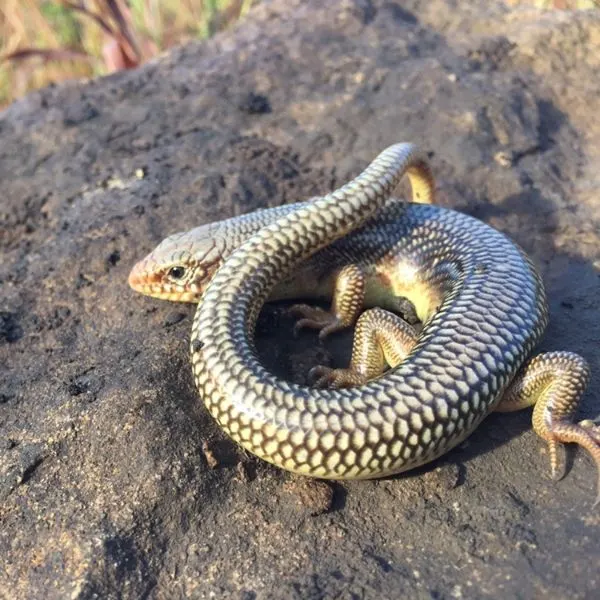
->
[[282, 476, 335, 516], [0, 311, 23, 343], [63, 100, 99, 126], [1, 1, 599, 597], [239, 92, 272, 115], [163, 311, 187, 327]]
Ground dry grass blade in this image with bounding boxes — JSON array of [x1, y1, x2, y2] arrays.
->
[[60, 1, 116, 38], [103, 0, 141, 58], [0, 0, 255, 108], [2, 47, 91, 64], [61, 0, 140, 65]]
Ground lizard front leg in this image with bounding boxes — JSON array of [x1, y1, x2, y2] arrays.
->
[[290, 263, 366, 339]]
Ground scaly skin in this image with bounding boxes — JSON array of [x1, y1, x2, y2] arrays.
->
[[129, 143, 599, 504]]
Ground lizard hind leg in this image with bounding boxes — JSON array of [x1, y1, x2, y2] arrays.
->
[[309, 307, 418, 388], [496, 351, 599, 506]]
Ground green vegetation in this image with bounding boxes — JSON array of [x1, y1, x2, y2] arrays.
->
[[0, 0, 253, 108], [1, 1, 598, 109]]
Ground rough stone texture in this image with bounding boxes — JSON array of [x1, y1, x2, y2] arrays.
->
[[1, 1, 599, 598]]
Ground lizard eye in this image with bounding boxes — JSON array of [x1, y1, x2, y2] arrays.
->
[[168, 266, 186, 280]]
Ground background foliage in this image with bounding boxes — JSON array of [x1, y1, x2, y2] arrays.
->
[[0, 0, 597, 109], [0, 0, 254, 108]]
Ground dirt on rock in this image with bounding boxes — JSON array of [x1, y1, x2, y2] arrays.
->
[[1, 1, 599, 598]]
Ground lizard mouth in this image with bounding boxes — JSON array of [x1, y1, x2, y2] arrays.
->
[[128, 260, 200, 302], [127, 259, 153, 293]]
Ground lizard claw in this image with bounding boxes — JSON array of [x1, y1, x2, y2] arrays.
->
[[545, 419, 600, 508], [308, 365, 336, 388], [308, 365, 368, 389], [289, 304, 345, 339]]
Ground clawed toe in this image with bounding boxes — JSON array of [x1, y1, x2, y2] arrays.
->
[[578, 420, 600, 443], [308, 366, 335, 388], [293, 317, 323, 337], [545, 420, 600, 508], [308, 365, 367, 389], [545, 440, 564, 481], [289, 304, 345, 339], [317, 319, 345, 340]]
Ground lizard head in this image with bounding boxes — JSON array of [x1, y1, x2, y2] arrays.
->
[[129, 203, 298, 302], [128, 224, 227, 302]]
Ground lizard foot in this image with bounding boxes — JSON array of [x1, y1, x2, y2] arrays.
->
[[289, 304, 346, 340], [308, 365, 368, 389]]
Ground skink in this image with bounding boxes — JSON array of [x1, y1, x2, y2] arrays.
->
[[129, 143, 599, 503]]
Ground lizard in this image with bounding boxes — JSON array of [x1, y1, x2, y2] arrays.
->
[[129, 143, 599, 504]]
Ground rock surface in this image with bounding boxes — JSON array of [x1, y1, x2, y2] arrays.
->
[[1, 0, 599, 598]]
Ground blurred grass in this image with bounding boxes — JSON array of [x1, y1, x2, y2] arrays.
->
[[507, 0, 598, 7], [0, 0, 254, 108], [0, 1, 598, 109]]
